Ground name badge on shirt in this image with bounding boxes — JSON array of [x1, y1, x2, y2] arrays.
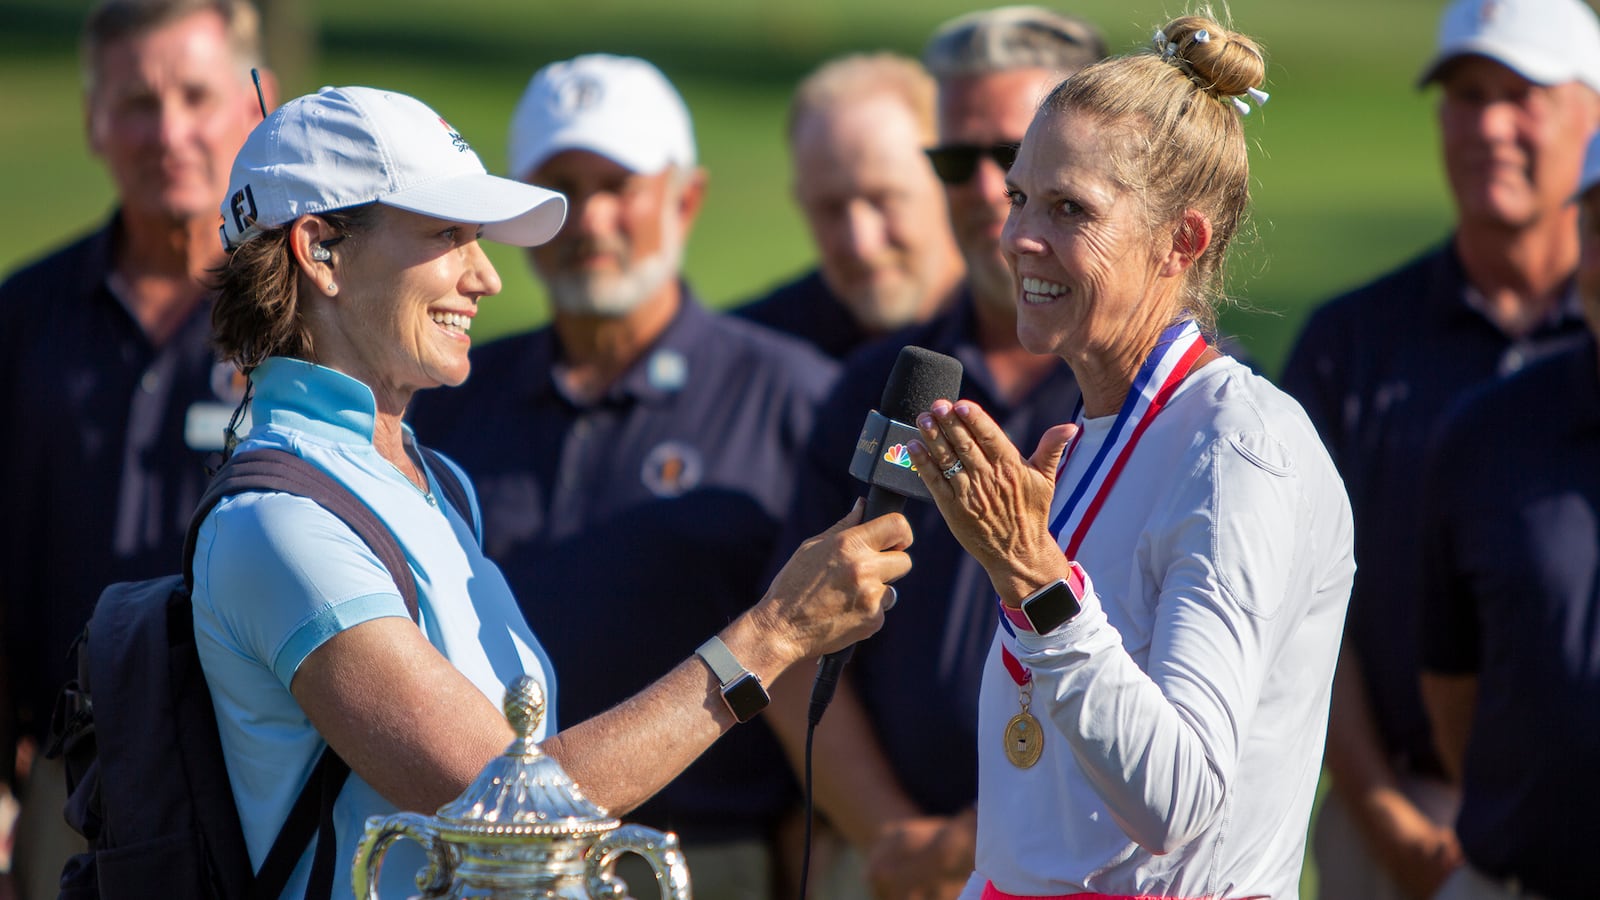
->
[[185, 402, 252, 451]]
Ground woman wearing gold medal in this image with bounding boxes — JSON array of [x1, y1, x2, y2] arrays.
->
[[907, 13, 1354, 900]]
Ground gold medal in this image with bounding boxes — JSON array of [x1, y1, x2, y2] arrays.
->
[[1004, 710, 1044, 768]]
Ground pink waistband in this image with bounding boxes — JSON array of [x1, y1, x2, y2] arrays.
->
[[982, 880, 1216, 900]]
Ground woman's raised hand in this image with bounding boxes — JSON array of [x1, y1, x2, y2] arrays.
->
[[909, 399, 1078, 605]]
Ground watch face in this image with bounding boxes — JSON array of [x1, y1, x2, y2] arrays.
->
[[1023, 580, 1082, 634], [722, 673, 771, 723]]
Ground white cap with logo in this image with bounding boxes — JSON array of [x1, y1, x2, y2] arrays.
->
[[507, 54, 696, 182], [220, 85, 568, 250], [1418, 0, 1600, 94]]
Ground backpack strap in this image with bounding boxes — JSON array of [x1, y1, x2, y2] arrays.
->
[[187, 449, 421, 621], [189, 448, 428, 900], [418, 444, 479, 544], [251, 748, 347, 900]]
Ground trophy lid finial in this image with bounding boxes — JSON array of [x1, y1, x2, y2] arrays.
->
[[432, 675, 619, 837], [505, 675, 545, 749]]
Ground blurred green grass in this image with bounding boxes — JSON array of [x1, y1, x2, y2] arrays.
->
[[0, 0, 1458, 378]]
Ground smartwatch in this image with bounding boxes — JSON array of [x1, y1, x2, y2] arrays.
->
[[1018, 564, 1087, 634], [695, 636, 770, 723]]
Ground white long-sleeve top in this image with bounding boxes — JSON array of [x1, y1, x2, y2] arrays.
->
[[962, 358, 1354, 900]]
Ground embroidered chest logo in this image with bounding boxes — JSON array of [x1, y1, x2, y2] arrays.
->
[[209, 361, 250, 403], [641, 441, 704, 498]]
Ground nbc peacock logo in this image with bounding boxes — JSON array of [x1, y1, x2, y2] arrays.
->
[[883, 443, 917, 471]]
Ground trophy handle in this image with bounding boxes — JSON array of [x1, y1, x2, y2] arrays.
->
[[351, 812, 456, 900], [584, 824, 692, 900]]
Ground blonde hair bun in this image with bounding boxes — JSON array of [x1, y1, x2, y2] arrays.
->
[[1155, 15, 1266, 101]]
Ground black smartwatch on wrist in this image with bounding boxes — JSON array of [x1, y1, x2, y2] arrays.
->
[[1020, 571, 1085, 634], [695, 636, 770, 723]]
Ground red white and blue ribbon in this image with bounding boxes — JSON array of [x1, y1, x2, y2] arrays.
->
[[997, 319, 1207, 685], [1048, 319, 1207, 558]]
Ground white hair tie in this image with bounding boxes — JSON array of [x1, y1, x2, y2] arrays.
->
[[1153, 29, 1179, 59], [1193, 29, 1210, 43]]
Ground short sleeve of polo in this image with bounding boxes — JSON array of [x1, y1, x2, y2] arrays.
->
[[192, 490, 413, 687]]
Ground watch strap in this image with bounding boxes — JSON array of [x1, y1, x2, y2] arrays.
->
[[695, 635, 747, 687], [1003, 562, 1088, 634], [696, 636, 769, 723]]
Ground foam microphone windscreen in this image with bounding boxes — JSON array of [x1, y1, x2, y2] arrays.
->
[[880, 345, 964, 425]]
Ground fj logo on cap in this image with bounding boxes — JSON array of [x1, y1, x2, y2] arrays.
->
[[229, 185, 257, 234]]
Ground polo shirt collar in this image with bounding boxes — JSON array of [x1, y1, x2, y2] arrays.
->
[[1438, 237, 1587, 336], [250, 356, 387, 445], [78, 210, 121, 300], [539, 281, 710, 407]]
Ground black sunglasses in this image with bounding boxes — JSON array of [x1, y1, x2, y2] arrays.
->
[[924, 143, 1020, 184]]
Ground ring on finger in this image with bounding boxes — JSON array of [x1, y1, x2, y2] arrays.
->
[[941, 460, 964, 480], [882, 585, 898, 611]]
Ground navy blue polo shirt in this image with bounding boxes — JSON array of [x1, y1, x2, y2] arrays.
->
[[732, 267, 873, 360], [769, 293, 1081, 815], [0, 213, 231, 753], [1419, 338, 1600, 900], [408, 289, 837, 843], [1281, 241, 1589, 774]]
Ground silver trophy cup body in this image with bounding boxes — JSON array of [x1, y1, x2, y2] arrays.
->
[[352, 676, 691, 900]]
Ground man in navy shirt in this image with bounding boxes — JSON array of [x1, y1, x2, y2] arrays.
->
[[0, 1, 273, 894], [1413, 133, 1600, 900], [408, 55, 836, 900], [1281, 1, 1600, 897], [734, 52, 963, 360], [759, 9, 1103, 900]]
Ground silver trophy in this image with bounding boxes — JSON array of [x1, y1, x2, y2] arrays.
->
[[352, 676, 692, 900]]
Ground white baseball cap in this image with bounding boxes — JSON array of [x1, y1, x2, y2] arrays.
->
[[220, 86, 567, 250], [506, 54, 696, 181], [1417, 0, 1600, 94]]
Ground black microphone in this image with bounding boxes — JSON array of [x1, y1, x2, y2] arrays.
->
[[808, 345, 963, 725]]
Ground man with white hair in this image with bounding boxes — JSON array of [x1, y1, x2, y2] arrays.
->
[[409, 55, 837, 900], [1282, 0, 1600, 896], [735, 52, 964, 359], [1413, 131, 1600, 900]]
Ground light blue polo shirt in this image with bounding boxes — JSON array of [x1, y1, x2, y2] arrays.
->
[[191, 357, 555, 900]]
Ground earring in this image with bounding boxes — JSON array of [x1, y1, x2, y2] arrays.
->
[[310, 245, 332, 262], [326, 282, 337, 294]]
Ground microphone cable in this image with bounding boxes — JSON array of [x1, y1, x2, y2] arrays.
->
[[798, 714, 821, 900]]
